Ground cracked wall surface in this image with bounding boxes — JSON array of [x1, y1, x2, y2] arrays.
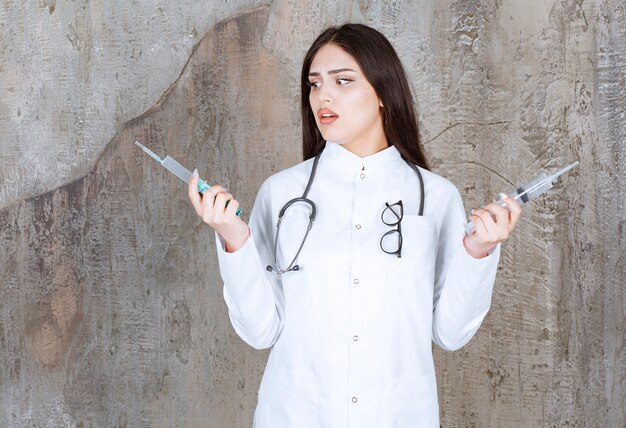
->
[[0, 0, 270, 209], [1, 1, 625, 427]]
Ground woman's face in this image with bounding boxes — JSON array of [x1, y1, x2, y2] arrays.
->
[[308, 43, 386, 153]]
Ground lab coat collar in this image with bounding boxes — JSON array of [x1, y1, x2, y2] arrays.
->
[[322, 141, 403, 173]]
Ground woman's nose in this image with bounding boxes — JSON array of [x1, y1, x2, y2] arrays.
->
[[317, 83, 333, 104]]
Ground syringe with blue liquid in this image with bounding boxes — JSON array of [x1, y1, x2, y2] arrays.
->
[[135, 141, 243, 216], [464, 161, 579, 234]]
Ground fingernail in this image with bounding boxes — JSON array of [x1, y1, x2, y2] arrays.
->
[[193, 169, 198, 177], [471, 209, 475, 214], [499, 193, 509, 199]]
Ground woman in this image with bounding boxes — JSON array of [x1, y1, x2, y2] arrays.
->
[[188, 23, 521, 428]]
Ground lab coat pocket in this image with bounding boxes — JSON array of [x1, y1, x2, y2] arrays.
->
[[388, 215, 437, 277], [392, 374, 439, 427], [257, 366, 321, 428]]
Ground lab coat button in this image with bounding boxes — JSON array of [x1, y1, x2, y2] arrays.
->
[[353, 278, 359, 284], [360, 173, 366, 179], [353, 335, 359, 341], [355, 224, 362, 230], [352, 396, 358, 403]]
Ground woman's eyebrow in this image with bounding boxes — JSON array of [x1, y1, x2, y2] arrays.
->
[[308, 68, 357, 77]]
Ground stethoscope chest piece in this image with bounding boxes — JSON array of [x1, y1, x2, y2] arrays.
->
[[266, 153, 321, 274]]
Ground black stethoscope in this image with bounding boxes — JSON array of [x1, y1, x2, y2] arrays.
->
[[266, 148, 425, 274]]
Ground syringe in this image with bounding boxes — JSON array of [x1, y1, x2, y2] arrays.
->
[[464, 161, 579, 234], [135, 141, 243, 216]]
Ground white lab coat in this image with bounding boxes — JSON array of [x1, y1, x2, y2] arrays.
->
[[214, 141, 500, 428]]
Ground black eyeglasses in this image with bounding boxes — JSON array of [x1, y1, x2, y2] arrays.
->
[[380, 200, 403, 258]]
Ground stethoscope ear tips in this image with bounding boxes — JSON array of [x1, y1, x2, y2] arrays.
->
[[292, 265, 300, 271], [266, 265, 273, 272]]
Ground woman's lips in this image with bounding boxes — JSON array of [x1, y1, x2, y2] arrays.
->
[[318, 108, 339, 124], [320, 115, 338, 124]]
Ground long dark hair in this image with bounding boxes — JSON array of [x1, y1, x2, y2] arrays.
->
[[300, 23, 430, 171]]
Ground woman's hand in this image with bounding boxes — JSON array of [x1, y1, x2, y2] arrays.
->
[[188, 170, 250, 253], [463, 194, 522, 259]]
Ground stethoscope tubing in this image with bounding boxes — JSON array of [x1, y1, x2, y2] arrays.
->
[[266, 148, 424, 274], [266, 153, 321, 274]]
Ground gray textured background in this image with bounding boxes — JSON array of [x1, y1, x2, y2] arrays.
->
[[1, 1, 624, 427]]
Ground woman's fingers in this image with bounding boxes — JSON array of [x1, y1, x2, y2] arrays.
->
[[482, 202, 511, 238], [200, 184, 227, 211], [196, 186, 234, 225], [469, 213, 489, 242], [470, 208, 499, 240], [472, 197, 522, 241], [188, 170, 203, 215], [213, 193, 235, 219], [224, 198, 240, 217], [501, 195, 522, 232], [186, 177, 249, 252], [188, 172, 231, 220], [465, 197, 523, 258]]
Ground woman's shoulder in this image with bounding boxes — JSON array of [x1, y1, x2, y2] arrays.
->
[[257, 157, 317, 195], [414, 165, 461, 197], [402, 164, 464, 217]]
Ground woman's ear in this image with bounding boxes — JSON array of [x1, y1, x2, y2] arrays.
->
[[379, 99, 384, 108]]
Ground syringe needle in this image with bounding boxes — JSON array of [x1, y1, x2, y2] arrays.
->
[[547, 161, 579, 183], [135, 141, 164, 164]]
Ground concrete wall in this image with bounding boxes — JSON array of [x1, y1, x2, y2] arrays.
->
[[1, 1, 624, 426]]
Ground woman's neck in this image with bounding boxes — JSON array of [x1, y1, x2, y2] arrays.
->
[[340, 132, 389, 157]]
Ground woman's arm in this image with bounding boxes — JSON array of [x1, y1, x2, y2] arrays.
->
[[431, 185, 520, 351], [188, 175, 285, 349]]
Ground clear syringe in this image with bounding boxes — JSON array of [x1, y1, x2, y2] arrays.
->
[[464, 161, 579, 234], [135, 141, 243, 216]]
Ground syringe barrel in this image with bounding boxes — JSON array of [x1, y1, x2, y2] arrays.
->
[[464, 220, 477, 234], [463, 162, 578, 235], [511, 173, 552, 203]]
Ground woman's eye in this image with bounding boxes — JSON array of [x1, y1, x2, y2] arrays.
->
[[307, 78, 351, 89]]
